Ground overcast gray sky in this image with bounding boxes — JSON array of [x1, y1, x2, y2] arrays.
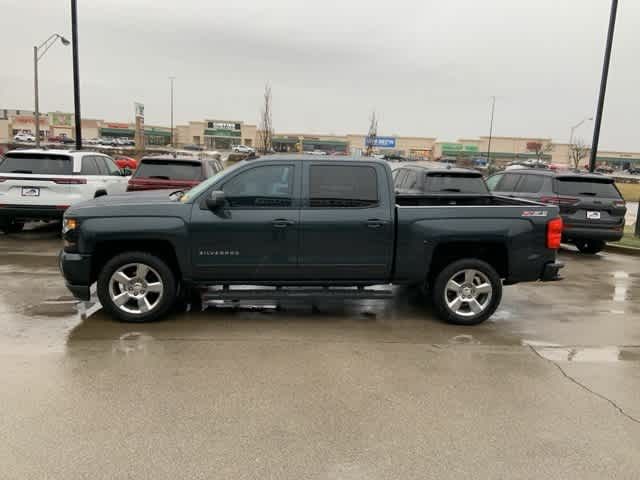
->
[[1, 0, 638, 150]]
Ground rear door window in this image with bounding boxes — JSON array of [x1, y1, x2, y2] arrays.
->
[[102, 156, 120, 175], [496, 173, 522, 192], [81, 156, 100, 175], [393, 169, 407, 188], [0, 153, 73, 175], [485, 173, 503, 191], [403, 170, 419, 190], [135, 160, 203, 180], [425, 174, 488, 194], [309, 165, 378, 207], [515, 174, 544, 193], [555, 178, 622, 198]]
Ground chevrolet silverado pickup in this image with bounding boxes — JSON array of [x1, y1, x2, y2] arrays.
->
[[60, 156, 564, 325]]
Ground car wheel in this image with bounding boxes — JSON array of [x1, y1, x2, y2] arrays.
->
[[97, 251, 176, 323], [0, 219, 24, 234], [575, 240, 605, 254], [432, 259, 502, 326]]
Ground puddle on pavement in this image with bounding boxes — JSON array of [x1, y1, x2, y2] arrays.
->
[[112, 332, 156, 355]]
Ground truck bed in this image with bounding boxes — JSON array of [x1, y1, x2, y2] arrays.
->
[[395, 194, 539, 207]]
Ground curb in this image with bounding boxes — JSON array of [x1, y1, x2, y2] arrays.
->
[[605, 243, 640, 256]]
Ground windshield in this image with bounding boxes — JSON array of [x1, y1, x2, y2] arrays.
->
[[134, 160, 202, 181], [556, 178, 621, 198], [179, 161, 245, 202], [425, 174, 488, 194], [0, 153, 73, 175]]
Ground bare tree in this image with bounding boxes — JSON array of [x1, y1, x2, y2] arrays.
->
[[569, 137, 590, 170], [257, 83, 273, 154], [364, 110, 378, 156], [527, 141, 553, 163]]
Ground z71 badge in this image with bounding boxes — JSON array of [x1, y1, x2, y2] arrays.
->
[[521, 210, 548, 217]]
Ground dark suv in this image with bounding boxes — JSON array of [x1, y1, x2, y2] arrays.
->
[[393, 164, 489, 195], [487, 169, 626, 254], [127, 156, 223, 192]]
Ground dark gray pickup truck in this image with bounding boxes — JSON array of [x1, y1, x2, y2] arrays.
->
[[60, 156, 564, 325]]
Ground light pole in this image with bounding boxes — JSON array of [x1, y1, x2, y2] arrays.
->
[[486, 96, 496, 167], [33, 33, 70, 148], [589, 0, 618, 172], [169, 76, 175, 147], [568, 116, 593, 163]]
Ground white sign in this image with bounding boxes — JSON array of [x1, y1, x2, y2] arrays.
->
[[207, 121, 238, 130], [135, 102, 144, 119]]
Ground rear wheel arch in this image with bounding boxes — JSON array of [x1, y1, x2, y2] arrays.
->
[[427, 242, 508, 284], [94, 190, 107, 198]]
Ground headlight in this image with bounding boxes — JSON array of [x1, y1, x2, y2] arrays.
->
[[62, 217, 78, 234]]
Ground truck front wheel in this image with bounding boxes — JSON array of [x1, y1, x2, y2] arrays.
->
[[432, 259, 502, 325], [97, 251, 177, 323]]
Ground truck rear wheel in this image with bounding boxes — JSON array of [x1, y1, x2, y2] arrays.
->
[[432, 259, 502, 325], [97, 251, 176, 323]]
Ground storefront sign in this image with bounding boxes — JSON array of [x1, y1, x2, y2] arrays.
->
[[207, 121, 240, 131], [442, 143, 479, 152], [51, 112, 72, 126], [134, 102, 144, 119], [365, 136, 396, 148], [106, 122, 129, 129]]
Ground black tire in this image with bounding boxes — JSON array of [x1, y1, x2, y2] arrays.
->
[[0, 219, 24, 234], [97, 251, 177, 323], [575, 240, 605, 254], [431, 258, 502, 326]]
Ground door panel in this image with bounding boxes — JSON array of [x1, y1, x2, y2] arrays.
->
[[299, 163, 393, 280], [189, 163, 301, 281]]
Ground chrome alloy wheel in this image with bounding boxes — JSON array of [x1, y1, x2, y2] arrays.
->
[[108, 263, 164, 315], [444, 269, 493, 317]]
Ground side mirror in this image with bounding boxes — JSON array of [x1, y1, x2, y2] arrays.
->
[[120, 168, 132, 176], [206, 190, 225, 211]]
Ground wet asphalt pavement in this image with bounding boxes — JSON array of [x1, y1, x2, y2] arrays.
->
[[1, 222, 639, 479]]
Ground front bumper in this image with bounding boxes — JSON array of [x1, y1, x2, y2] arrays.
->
[[540, 261, 564, 282], [59, 250, 92, 301]]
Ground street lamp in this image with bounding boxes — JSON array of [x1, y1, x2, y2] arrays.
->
[[568, 116, 593, 163], [34, 33, 70, 148]]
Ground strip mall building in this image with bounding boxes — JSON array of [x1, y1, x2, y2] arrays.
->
[[2, 109, 639, 168]]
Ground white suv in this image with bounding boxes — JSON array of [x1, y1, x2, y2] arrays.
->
[[232, 145, 255, 154], [0, 149, 130, 233]]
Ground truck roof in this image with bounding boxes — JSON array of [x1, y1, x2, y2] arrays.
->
[[393, 162, 483, 177], [252, 154, 388, 164]]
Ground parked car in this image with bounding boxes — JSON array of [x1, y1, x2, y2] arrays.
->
[[13, 133, 35, 143], [626, 167, 640, 175], [232, 145, 255, 154], [0, 149, 130, 233], [183, 144, 204, 151], [393, 164, 489, 195], [60, 137, 75, 145], [60, 156, 563, 325], [486, 169, 626, 254], [115, 156, 138, 170], [126, 156, 217, 192]]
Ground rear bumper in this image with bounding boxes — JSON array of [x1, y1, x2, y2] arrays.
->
[[59, 250, 92, 301], [540, 261, 564, 282], [0, 205, 66, 221], [562, 225, 624, 242]]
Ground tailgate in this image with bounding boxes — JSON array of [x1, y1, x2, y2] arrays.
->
[[0, 174, 87, 207], [554, 176, 626, 228]]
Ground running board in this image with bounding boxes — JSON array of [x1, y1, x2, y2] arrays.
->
[[201, 285, 394, 303]]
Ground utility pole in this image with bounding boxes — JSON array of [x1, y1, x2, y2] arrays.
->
[[169, 76, 175, 146], [71, 0, 82, 150], [487, 96, 495, 167], [589, 0, 618, 173]]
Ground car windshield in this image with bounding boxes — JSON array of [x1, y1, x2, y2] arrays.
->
[[134, 160, 202, 181], [0, 153, 73, 175], [556, 178, 621, 198], [424, 173, 488, 194]]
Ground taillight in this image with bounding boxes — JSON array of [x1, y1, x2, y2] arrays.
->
[[54, 178, 87, 184], [613, 200, 626, 207], [547, 217, 563, 249], [0, 177, 7, 182], [540, 196, 578, 206]]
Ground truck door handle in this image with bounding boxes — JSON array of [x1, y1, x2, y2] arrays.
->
[[272, 219, 295, 228], [365, 219, 386, 228]]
